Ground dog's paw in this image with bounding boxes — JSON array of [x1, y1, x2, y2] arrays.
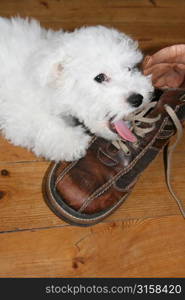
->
[[62, 132, 91, 161], [33, 125, 91, 161]]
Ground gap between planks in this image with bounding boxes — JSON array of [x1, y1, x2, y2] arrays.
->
[[0, 213, 180, 235]]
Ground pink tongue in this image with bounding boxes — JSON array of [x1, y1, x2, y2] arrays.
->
[[113, 120, 137, 142]]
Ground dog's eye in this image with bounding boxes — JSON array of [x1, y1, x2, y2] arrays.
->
[[127, 67, 131, 71], [94, 73, 106, 83]]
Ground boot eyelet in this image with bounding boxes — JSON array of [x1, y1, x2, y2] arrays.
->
[[125, 150, 131, 156]]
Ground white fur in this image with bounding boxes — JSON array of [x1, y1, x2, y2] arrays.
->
[[0, 17, 153, 161]]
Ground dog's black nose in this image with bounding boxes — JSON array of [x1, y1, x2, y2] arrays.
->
[[127, 93, 143, 107]]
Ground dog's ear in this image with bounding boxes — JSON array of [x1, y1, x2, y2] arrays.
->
[[48, 62, 64, 86], [52, 63, 64, 78], [39, 59, 65, 87], [33, 43, 66, 87]]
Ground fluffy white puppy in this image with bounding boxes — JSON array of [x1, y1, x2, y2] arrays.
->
[[0, 17, 153, 161]]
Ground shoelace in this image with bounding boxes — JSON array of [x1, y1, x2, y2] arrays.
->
[[112, 101, 160, 154], [112, 101, 185, 218]]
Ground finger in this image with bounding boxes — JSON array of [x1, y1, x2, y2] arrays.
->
[[143, 44, 185, 68], [143, 63, 172, 79], [142, 55, 152, 70], [143, 62, 185, 79], [153, 66, 185, 88]]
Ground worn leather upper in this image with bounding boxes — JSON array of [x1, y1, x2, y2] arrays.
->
[[54, 89, 185, 214]]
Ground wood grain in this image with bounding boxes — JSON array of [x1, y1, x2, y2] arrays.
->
[[0, 0, 185, 277], [0, 136, 44, 162], [0, 215, 184, 277]]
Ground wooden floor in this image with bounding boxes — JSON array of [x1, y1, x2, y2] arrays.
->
[[0, 0, 185, 278]]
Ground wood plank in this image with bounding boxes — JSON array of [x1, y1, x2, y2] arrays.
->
[[0, 0, 185, 23], [0, 161, 59, 232], [0, 0, 184, 56], [0, 2, 184, 54], [0, 215, 184, 277], [0, 136, 44, 163], [0, 133, 184, 232], [1, 10, 184, 25], [0, 0, 172, 16]]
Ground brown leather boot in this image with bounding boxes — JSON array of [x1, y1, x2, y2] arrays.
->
[[43, 89, 185, 226]]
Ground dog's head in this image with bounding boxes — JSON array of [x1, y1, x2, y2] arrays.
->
[[43, 26, 154, 140]]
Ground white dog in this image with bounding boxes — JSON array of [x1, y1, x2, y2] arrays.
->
[[0, 17, 153, 161]]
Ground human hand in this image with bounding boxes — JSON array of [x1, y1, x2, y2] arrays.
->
[[143, 44, 185, 88]]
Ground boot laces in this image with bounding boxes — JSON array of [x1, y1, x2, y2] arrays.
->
[[112, 101, 185, 218]]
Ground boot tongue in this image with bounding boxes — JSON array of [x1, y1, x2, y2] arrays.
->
[[113, 119, 137, 142]]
